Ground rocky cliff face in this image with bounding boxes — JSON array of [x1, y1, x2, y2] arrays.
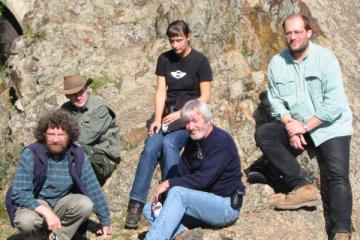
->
[[0, 0, 359, 239]]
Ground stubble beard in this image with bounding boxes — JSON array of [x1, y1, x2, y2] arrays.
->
[[288, 40, 309, 58]]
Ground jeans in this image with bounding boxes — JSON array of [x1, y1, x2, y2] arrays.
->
[[144, 186, 240, 240], [255, 121, 352, 236], [129, 130, 189, 203], [14, 194, 93, 240]]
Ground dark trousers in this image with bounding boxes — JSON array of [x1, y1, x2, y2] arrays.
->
[[255, 121, 352, 236]]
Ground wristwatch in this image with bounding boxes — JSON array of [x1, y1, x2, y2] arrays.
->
[[302, 123, 308, 132]]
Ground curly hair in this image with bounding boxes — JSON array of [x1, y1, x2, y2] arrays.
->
[[34, 109, 80, 143]]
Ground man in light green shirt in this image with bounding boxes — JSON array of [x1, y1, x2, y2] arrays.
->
[[58, 74, 121, 186], [254, 14, 353, 240]]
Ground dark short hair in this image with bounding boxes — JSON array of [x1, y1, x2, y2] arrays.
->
[[166, 20, 191, 38], [34, 109, 80, 144], [282, 13, 311, 32]]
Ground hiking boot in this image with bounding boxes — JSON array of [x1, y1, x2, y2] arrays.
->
[[274, 183, 320, 210], [173, 230, 193, 240], [333, 232, 351, 240], [247, 170, 268, 184], [125, 199, 144, 229]]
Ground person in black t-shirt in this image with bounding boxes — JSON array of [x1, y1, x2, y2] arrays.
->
[[125, 20, 213, 229]]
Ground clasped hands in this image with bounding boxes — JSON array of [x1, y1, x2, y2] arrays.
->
[[285, 119, 307, 150]]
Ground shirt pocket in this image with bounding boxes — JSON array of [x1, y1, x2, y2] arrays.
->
[[275, 79, 296, 97], [306, 76, 323, 98], [305, 76, 324, 110], [275, 79, 297, 109]]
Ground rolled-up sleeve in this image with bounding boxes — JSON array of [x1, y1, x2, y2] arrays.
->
[[314, 55, 347, 122]]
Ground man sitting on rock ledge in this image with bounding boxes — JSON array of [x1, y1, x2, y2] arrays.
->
[[5, 109, 111, 239], [59, 74, 121, 186], [251, 13, 353, 240], [143, 99, 245, 240]]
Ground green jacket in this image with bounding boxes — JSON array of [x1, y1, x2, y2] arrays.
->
[[62, 94, 121, 162], [267, 42, 352, 146]]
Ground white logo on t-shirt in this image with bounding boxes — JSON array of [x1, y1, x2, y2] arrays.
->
[[171, 70, 187, 79]]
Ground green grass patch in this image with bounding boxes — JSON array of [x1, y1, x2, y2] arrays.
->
[[24, 28, 46, 42], [89, 77, 107, 90]]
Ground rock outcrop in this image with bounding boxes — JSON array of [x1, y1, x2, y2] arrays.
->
[[0, 0, 359, 239]]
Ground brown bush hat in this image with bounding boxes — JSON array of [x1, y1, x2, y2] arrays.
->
[[58, 74, 92, 95]]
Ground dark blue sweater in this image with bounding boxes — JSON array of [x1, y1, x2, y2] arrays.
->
[[169, 126, 245, 197]]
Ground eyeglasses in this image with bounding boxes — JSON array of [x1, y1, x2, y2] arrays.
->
[[285, 30, 305, 38], [45, 132, 67, 139]]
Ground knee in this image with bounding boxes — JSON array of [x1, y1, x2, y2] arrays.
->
[[168, 186, 186, 198], [14, 209, 42, 233], [72, 195, 94, 217], [254, 122, 278, 145], [162, 137, 178, 150], [142, 137, 163, 155]]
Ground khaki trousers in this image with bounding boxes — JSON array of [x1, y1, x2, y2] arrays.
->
[[14, 194, 93, 240]]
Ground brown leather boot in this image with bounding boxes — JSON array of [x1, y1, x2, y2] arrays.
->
[[274, 183, 320, 210], [333, 233, 351, 240]]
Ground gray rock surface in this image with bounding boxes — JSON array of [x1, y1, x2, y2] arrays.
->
[[0, 0, 359, 239]]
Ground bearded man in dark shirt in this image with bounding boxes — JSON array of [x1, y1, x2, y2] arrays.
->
[[143, 99, 245, 240]]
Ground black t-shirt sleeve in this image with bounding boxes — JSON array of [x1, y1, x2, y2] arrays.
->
[[155, 54, 166, 76], [198, 57, 213, 82]]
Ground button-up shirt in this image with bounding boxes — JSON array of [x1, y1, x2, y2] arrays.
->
[[12, 148, 111, 226], [267, 42, 352, 146], [61, 94, 121, 161]]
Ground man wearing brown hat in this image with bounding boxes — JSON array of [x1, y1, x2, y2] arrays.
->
[[58, 74, 121, 186]]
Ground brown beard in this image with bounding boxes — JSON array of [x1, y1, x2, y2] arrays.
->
[[45, 141, 69, 157]]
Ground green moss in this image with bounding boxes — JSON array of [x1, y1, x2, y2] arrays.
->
[[89, 77, 107, 90], [24, 28, 46, 42], [127, 17, 144, 25], [0, 1, 5, 17], [241, 50, 249, 57]]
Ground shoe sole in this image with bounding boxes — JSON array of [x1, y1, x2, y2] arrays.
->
[[274, 199, 320, 210], [124, 222, 139, 229]]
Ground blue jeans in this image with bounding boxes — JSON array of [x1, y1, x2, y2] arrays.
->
[[129, 130, 189, 203], [143, 186, 240, 240]]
